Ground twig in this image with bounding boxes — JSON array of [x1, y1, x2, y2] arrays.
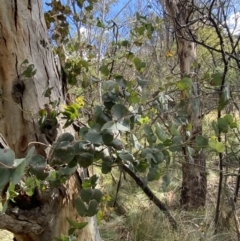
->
[[122, 164, 178, 229]]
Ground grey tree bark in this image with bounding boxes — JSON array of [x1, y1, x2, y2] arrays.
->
[[0, 0, 101, 240]]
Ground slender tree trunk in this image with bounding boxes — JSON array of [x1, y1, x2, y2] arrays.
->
[[163, 0, 207, 208], [0, 1, 100, 240]]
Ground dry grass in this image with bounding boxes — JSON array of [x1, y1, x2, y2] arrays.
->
[[98, 167, 240, 241]]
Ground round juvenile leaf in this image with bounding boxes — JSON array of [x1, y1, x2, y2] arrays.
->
[[101, 121, 129, 132], [77, 153, 94, 168], [0, 149, 15, 167], [99, 65, 109, 76], [209, 137, 217, 150], [91, 189, 103, 203], [196, 135, 209, 148], [109, 139, 124, 150], [52, 141, 75, 164], [102, 156, 112, 174], [102, 129, 114, 145], [215, 142, 224, 153], [218, 118, 229, 133], [147, 167, 161, 181], [80, 188, 93, 203], [152, 151, 164, 164], [210, 72, 223, 86], [72, 140, 92, 154], [29, 155, 48, 180], [84, 130, 102, 145], [75, 198, 87, 216], [11, 158, 26, 184], [57, 133, 74, 143], [223, 114, 234, 124], [87, 199, 99, 217], [102, 80, 117, 91], [111, 104, 129, 120]]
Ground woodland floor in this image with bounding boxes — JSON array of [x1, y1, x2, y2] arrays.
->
[[0, 168, 239, 241]]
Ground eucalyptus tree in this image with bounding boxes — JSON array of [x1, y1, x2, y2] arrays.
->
[[0, 1, 101, 240]]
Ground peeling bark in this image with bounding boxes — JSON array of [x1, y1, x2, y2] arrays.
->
[[0, 1, 100, 240]]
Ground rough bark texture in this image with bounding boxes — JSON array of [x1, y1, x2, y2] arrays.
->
[[0, 0, 100, 240], [164, 0, 207, 208]]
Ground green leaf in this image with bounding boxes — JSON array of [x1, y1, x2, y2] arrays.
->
[[218, 118, 229, 133], [72, 140, 92, 154], [155, 122, 168, 142], [66, 217, 88, 230], [215, 142, 224, 153], [102, 129, 114, 145], [223, 114, 234, 124], [218, 86, 230, 111], [111, 104, 129, 120], [147, 167, 161, 181], [118, 150, 134, 161], [11, 158, 26, 184], [22, 64, 37, 77], [87, 199, 99, 217], [83, 130, 102, 145], [25, 146, 35, 166], [101, 121, 129, 132], [109, 139, 124, 150], [196, 135, 209, 148], [102, 80, 117, 91], [162, 174, 171, 192], [230, 122, 238, 128], [130, 134, 142, 150], [57, 133, 75, 143], [209, 137, 217, 150], [99, 65, 109, 76], [91, 189, 103, 203], [75, 198, 87, 216], [29, 154, 48, 180], [212, 121, 219, 136], [68, 228, 76, 236], [115, 75, 127, 88], [80, 188, 93, 203], [97, 19, 105, 28], [133, 58, 146, 72], [0, 168, 11, 190], [121, 40, 130, 47], [152, 151, 164, 164], [177, 77, 192, 90], [0, 149, 15, 167], [102, 158, 112, 174], [52, 141, 75, 165], [136, 76, 147, 86], [77, 152, 94, 168], [210, 72, 223, 86]]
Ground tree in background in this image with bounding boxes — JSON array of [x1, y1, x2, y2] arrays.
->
[[162, 0, 207, 208]]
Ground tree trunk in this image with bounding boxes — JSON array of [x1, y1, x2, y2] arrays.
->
[[164, 0, 207, 208], [0, 1, 100, 240]]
